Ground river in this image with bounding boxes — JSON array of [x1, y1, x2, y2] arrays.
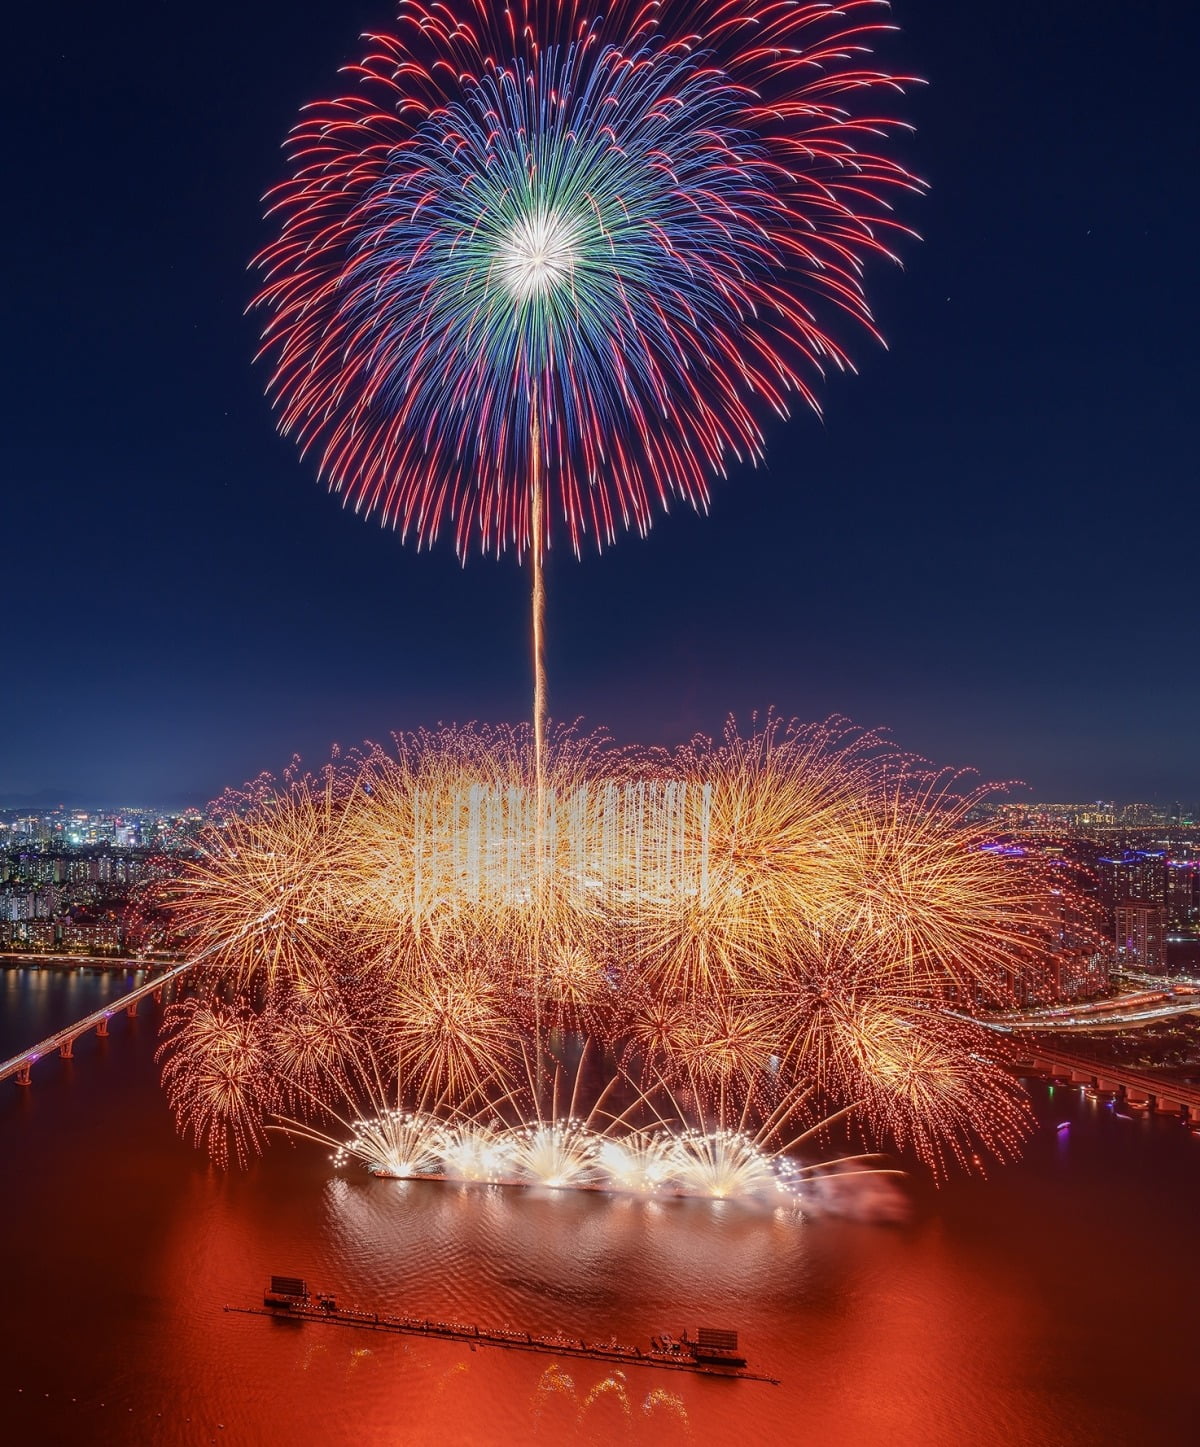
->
[[1, 965, 1198, 1446]]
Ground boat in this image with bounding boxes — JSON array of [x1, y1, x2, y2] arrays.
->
[[239, 1280, 773, 1383], [651, 1328, 747, 1369]]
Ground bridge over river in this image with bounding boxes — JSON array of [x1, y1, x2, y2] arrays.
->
[[0, 909, 276, 1087], [1013, 1042, 1200, 1123], [0, 951, 179, 971], [0, 958, 195, 1086]]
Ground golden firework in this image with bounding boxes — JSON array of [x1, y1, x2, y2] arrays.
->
[[157, 997, 276, 1169], [160, 719, 1095, 1176]]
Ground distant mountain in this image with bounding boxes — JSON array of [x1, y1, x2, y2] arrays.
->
[[0, 788, 87, 809], [0, 788, 205, 812]]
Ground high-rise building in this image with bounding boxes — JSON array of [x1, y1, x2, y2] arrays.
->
[[1121, 802, 1170, 827], [1165, 860, 1200, 931], [1097, 850, 1166, 914], [1114, 901, 1167, 973]]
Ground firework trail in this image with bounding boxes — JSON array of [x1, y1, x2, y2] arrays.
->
[[251, 1, 921, 817]]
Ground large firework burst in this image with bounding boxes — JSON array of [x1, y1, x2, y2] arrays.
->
[[159, 720, 1098, 1179], [253, 0, 921, 556]]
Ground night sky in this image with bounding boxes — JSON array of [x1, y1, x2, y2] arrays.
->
[[3, 0, 1195, 806]]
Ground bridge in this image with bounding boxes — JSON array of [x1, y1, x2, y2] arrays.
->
[[0, 909, 276, 1088], [0, 957, 195, 1086], [1012, 1042, 1200, 1122]]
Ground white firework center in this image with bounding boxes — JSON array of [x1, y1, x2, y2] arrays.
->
[[494, 205, 583, 301]]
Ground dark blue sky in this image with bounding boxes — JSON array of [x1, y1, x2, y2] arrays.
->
[[3, 0, 1196, 805]]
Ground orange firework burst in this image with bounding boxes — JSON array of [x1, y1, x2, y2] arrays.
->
[[845, 1003, 1033, 1176], [828, 766, 1072, 1003], [159, 719, 1096, 1178], [264, 983, 360, 1114], [628, 718, 897, 1000], [387, 959, 517, 1101], [169, 762, 361, 993], [157, 997, 276, 1169]]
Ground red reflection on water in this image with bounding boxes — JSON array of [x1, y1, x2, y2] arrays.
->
[[3, 972, 1200, 1445]]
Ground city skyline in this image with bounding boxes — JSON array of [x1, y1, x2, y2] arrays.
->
[[7, 789, 1200, 817], [5, 0, 1196, 802]]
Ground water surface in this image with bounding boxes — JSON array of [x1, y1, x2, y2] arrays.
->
[[2, 968, 1197, 1446]]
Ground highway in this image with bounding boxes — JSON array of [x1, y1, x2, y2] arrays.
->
[[0, 951, 175, 970], [968, 981, 1200, 1033]]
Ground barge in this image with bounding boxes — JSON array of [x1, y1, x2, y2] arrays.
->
[[226, 1277, 778, 1384]]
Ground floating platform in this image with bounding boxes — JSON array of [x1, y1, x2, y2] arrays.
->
[[224, 1278, 778, 1384]]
